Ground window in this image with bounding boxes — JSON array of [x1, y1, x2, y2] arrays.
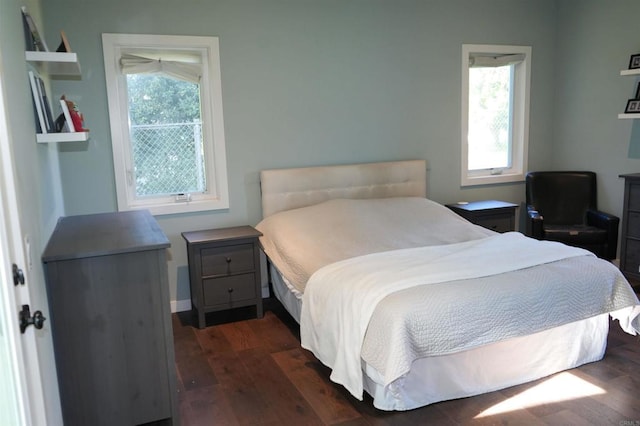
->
[[102, 34, 229, 215], [461, 44, 531, 186]]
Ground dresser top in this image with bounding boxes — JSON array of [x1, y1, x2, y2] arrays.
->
[[42, 210, 170, 262], [619, 173, 640, 180]]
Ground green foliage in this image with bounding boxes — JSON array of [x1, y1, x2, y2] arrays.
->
[[126, 74, 201, 125]]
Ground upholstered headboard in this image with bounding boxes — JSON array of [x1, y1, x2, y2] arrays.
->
[[260, 160, 427, 217]]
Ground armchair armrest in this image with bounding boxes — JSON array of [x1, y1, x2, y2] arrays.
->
[[586, 209, 619, 260], [526, 206, 544, 239]]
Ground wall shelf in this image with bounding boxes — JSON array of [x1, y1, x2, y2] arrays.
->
[[621, 69, 640, 76], [25, 51, 81, 77], [36, 132, 89, 143], [26, 49, 86, 142]]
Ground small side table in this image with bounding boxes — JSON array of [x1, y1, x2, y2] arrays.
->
[[446, 200, 518, 233], [182, 226, 263, 328]]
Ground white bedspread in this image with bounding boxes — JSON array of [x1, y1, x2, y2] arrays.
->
[[300, 232, 640, 400]]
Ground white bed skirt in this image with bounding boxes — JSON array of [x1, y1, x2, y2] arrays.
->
[[269, 263, 609, 411]]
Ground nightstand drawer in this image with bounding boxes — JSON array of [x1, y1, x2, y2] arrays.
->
[[475, 215, 513, 233], [203, 273, 257, 306], [201, 244, 255, 276]]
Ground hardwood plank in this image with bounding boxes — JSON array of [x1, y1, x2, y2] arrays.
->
[[436, 389, 543, 425], [193, 323, 233, 355], [570, 371, 640, 421], [180, 384, 239, 426], [541, 409, 595, 426], [208, 347, 280, 424], [242, 346, 325, 425], [247, 310, 300, 353], [353, 395, 456, 426], [555, 393, 631, 425], [218, 320, 263, 352], [272, 347, 362, 425], [173, 325, 218, 391]]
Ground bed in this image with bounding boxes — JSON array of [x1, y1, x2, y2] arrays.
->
[[255, 159, 640, 411]]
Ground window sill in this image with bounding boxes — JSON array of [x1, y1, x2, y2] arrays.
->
[[121, 198, 229, 216], [461, 172, 525, 187]]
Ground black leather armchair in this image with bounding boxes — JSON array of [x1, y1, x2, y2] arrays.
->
[[525, 171, 619, 260]]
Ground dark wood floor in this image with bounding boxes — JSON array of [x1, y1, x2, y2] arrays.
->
[[173, 298, 640, 426]]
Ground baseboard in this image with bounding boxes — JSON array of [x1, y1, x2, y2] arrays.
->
[[171, 299, 192, 313]]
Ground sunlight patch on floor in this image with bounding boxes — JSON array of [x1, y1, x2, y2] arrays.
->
[[474, 372, 606, 418]]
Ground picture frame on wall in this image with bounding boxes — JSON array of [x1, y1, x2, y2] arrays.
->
[[629, 54, 640, 69], [625, 99, 640, 113], [56, 30, 72, 53]]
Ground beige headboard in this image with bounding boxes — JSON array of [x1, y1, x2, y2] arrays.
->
[[260, 160, 427, 217]]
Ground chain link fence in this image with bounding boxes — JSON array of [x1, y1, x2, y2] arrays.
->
[[131, 122, 206, 196]]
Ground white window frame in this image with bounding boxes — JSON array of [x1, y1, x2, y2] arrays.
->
[[461, 44, 531, 186], [102, 33, 229, 215]]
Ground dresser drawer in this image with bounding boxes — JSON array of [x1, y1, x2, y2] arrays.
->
[[203, 273, 257, 306], [201, 243, 255, 276], [627, 211, 640, 239], [629, 183, 640, 211]]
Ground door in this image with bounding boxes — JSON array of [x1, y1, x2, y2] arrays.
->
[[0, 45, 46, 425]]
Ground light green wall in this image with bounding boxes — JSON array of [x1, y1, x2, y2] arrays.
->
[[553, 0, 640, 218], [42, 0, 559, 306]]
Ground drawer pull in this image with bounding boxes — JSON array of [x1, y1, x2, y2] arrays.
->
[[227, 288, 234, 293], [226, 257, 231, 263]]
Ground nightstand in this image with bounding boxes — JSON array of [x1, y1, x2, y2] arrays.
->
[[182, 226, 263, 328], [446, 200, 518, 233]]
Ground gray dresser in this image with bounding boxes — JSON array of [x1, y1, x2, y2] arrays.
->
[[620, 173, 640, 289], [42, 210, 178, 425]]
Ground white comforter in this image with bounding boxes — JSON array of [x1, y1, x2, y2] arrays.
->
[[300, 232, 640, 400], [256, 197, 494, 293]]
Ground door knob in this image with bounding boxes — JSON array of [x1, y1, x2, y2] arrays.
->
[[19, 305, 46, 333], [13, 264, 25, 286]]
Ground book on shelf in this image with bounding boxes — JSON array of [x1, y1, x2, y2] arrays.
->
[[56, 30, 72, 53], [28, 71, 47, 133], [21, 9, 34, 52], [21, 7, 48, 52], [36, 76, 56, 132]]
